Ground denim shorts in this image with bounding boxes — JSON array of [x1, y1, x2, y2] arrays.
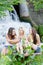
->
[[5, 45, 13, 49], [34, 47, 40, 53]]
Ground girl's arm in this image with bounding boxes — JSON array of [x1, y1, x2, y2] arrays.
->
[[36, 34, 40, 46], [31, 34, 40, 50], [6, 35, 20, 44]]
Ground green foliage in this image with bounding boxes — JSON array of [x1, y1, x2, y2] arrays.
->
[[29, 54, 43, 65], [38, 25, 43, 42], [41, 36, 43, 42], [1, 52, 43, 65], [0, 44, 43, 65], [30, 0, 43, 11], [0, 55, 12, 65], [0, 0, 20, 17], [0, 39, 43, 65], [38, 25, 43, 36], [22, 37, 26, 45]]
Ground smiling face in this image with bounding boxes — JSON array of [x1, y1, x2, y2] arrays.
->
[[12, 29, 16, 36], [8, 27, 16, 39], [19, 27, 24, 36]]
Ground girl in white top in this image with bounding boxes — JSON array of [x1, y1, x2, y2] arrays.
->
[[16, 27, 25, 54]]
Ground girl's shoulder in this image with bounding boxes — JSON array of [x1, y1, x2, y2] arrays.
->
[[36, 34, 40, 38], [28, 34, 32, 38], [36, 33, 40, 40]]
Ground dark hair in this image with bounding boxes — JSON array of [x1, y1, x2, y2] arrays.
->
[[8, 27, 16, 39], [32, 28, 37, 44]]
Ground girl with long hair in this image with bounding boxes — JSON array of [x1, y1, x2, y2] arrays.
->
[[27, 28, 40, 53], [2, 27, 20, 55]]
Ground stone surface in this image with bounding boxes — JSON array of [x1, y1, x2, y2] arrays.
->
[[27, 0, 43, 25]]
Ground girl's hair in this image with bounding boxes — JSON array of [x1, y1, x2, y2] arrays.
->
[[19, 27, 23, 30], [8, 27, 16, 39], [19, 27, 24, 34], [32, 28, 37, 44]]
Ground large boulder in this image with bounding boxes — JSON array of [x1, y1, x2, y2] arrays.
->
[[19, 0, 29, 17]]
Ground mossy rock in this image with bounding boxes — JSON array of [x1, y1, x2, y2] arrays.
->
[[20, 16, 31, 23]]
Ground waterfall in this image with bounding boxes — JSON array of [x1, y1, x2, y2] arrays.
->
[[0, 8, 31, 46]]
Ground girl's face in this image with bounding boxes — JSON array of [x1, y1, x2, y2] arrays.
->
[[12, 29, 16, 36], [19, 28, 24, 35]]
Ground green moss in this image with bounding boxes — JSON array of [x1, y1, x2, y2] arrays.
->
[[38, 25, 43, 36], [38, 25, 43, 42], [20, 17, 31, 23]]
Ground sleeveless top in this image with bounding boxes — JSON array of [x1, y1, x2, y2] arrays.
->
[[28, 35, 33, 43]]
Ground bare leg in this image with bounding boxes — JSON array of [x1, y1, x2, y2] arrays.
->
[[16, 43, 23, 54], [20, 46, 23, 54], [16, 44, 20, 52], [19, 43, 23, 54], [1, 47, 8, 55]]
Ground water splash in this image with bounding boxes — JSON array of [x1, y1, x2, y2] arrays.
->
[[0, 8, 31, 45]]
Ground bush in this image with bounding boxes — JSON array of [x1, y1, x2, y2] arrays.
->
[[38, 25, 43, 42], [38, 25, 43, 36], [30, 0, 43, 11], [0, 44, 43, 65], [0, 0, 20, 17], [41, 36, 43, 43]]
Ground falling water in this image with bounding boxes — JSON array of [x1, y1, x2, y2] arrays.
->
[[0, 8, 31, 50]]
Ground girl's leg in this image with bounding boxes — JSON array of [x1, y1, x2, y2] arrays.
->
[[1, 47, 8, 55], [16, 44, 20, 52], [34, 47, 40, 53], [20, 43, 23, 54]]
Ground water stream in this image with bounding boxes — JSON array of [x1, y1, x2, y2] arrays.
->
[[0, 8, 31, 49]]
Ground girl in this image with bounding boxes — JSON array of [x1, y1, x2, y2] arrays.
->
[[6, 27, 19, 44], [16, 27, 25, 54], [2, 27, 20, 55], [27, 28, 40, 53]]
